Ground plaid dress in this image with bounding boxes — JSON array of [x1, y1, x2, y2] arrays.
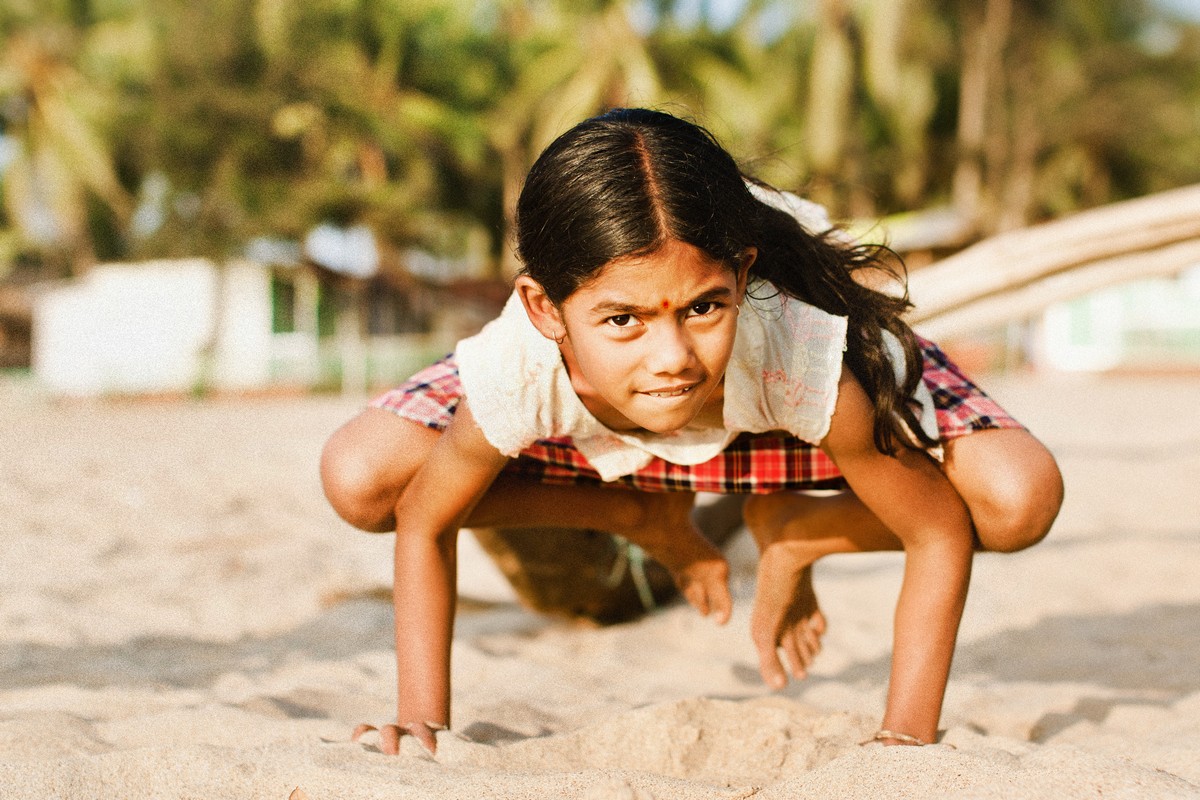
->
[[369, 335, 1021, 495]]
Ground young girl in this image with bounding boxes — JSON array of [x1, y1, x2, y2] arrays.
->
[[321, 108, 1063, 754]]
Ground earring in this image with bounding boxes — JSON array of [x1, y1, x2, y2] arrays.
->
[[553, 330, 566, 344]]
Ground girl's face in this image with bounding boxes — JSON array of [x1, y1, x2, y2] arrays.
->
[[517, 239, 753, 434]]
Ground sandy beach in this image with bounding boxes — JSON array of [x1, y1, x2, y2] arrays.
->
[[2, 372, 1199, 799]]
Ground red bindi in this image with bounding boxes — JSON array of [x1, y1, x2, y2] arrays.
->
[[661, 299, 669, 309]]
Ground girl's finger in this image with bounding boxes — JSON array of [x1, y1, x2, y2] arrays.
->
[[351, 722, 438, 755], [800, 617, 822, 658], [380, 724, 402, 755], [796, 620, 817, 665], [404, 723, 439, 754]]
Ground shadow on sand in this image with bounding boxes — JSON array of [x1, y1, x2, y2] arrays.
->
[[820, 601, 1200, 698], [7, 593, 1198, 733], [1, 599, 396, 693]]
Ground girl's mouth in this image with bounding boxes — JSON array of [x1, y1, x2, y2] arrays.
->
[[643, 385, 695, 398]]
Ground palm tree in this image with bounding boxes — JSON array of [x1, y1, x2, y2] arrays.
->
[[943, 0, 1200, 236], [483, 0, 671, 276], [0, 19, 134, 273], [5, 0, 1199, 277]]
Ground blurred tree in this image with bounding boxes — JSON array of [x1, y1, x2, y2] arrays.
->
[[483, 0, 671, 275], [648, 0, 811, 190], [0, 7, 135, 274], [247, 0, 501, 259], [942, 0, 1200, 237], [858, 0, 940, 210], [1, 0, 1198, 274], [84, 0, 497, 266], [804, 0, 855, 210]]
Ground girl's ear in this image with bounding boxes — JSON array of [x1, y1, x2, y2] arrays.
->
[[736, 247, 757, 298], [515, 275, 567, 343]]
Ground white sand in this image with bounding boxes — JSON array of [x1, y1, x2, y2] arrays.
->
[[2, 373, 1199, 798]]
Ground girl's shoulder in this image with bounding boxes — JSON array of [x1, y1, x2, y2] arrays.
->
[[747, 282, 847, 339], [738, 280, 848, 354], [453, 294, 572, 455]]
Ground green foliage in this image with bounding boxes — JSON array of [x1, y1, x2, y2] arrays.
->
[[1, 0, 1198, 275]]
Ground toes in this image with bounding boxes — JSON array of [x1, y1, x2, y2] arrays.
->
[[780, 631, 807, 680], [752, 623, 789, 689], [711, 585, 733, 625], [684, 583, 711, 616], [757, 647, 789, 690]]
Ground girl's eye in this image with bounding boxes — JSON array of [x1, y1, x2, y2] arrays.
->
[[607, 314, 634, 327], [690, 301, 718, 316]]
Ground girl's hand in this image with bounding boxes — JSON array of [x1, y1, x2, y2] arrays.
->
[[820, 367, 974, 742], [352, 721, 444, 755], [386, 400, 510, 760]]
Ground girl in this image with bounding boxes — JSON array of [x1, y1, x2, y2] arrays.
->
[[321, 108, 1063, 754]]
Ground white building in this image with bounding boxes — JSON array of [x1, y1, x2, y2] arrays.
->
[[33, 259, 277, 396], [30, 258, 465, 397], [1038, 264, 1200, 372]]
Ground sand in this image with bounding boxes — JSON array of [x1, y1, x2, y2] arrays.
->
[[2, 372, 1199, 799]]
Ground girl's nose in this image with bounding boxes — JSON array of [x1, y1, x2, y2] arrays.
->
[[645, 323, 695, 374]]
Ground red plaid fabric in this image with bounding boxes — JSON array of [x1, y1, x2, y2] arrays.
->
[[916, 335, 1017, 433], [369, 337, 1022, 494]]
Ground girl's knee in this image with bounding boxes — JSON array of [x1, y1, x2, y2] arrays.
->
[[320, 437, 394, 532], [320, 411, 432, 532], [973, 448, 1063, 553], [947, 430, 1064, 553]]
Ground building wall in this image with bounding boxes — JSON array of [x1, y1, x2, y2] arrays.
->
[[1038, 264, 1200, 372], [32, 259, 274, 396]]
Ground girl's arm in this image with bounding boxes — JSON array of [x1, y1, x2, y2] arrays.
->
[[388, 399, 509, 752], [821, 367, 974, 744]]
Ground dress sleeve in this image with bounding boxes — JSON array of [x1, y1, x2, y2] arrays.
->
[[746, 183, 849, 239], [724, 290, 848, 444], [454, 294, 558, 457], [881, 329, 940, 445]]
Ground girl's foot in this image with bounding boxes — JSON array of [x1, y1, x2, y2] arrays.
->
[[743, 493, 829, 688], [620, 492, 733, 625]]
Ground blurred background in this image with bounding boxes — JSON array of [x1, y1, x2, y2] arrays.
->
[[1, 0, 1199, 398]]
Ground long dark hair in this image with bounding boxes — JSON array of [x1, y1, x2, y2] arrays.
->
[[515, 107, 935, 455]]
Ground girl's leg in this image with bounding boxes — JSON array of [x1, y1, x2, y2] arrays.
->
[[323, 408, 700, 542], [742, 490, 899, 688], [321, 407, 731, 617], [742, 427, 1063, 685], [321, 408, 438, 533], [940, 428, 1064, 553]]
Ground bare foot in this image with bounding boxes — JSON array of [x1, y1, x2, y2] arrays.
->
[[744, 493, 829, 688], [618, 492, 733, 625]]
